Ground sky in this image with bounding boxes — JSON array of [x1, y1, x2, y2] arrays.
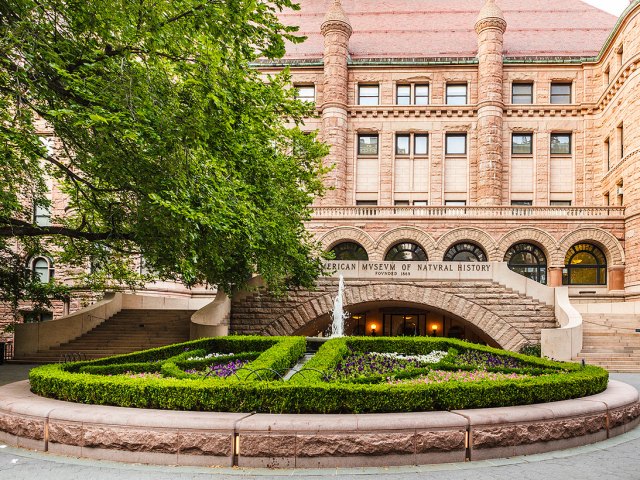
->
[[584, 0, 631, 16]]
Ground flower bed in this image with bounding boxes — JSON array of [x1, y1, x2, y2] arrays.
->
[[28, 336, 608, 414]]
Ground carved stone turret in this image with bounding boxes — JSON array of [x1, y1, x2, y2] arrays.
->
[[475, 0, 507, 205], [320, 0, 352, 205]]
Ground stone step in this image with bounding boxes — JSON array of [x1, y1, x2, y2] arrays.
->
[[31, 308, 194, 358]]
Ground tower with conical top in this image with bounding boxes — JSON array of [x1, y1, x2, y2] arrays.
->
[[475, 0, 507, 205], [320, 0, 352, 205]]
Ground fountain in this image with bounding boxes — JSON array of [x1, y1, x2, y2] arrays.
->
[[330, 274, 348, 337]]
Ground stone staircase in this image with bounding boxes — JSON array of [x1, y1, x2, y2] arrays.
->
[[231, 279, 558, 349], [575, 313, 640, 372], [17, 309, 194, 363]]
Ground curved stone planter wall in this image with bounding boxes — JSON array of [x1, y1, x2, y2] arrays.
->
[[0, 380, 638, 468]]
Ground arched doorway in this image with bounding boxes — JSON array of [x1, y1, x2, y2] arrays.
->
[[563, 243, 607, 285], [504, 243, 547, 284], [443, 242, 487, 262], [329, 242, 369, 261], [385, 242, 428, 261]]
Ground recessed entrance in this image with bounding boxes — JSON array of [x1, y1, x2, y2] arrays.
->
[[297, 302, 498, 347]]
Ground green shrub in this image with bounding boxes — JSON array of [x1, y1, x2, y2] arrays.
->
[[28, 336, 609, 414]]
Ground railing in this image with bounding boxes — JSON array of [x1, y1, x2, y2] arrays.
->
[[311, 206, 626, 220], [1, 342, 14, 363]]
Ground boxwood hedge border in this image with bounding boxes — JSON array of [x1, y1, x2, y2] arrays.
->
[[28, 336, 609, 414]]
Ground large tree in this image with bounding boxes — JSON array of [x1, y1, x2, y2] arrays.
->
[[0, 0, 328, 319]]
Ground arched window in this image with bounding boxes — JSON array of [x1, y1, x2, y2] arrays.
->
[[504, 243, 547, 284], [31, 257, 53, 283], [385, 242, 428, 261], [563, 243, 607, 285], [444, 242, 487, 262], [330, 242, 369, 261]]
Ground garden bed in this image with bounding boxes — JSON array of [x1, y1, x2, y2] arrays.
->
[[28, 336, 608, 413]]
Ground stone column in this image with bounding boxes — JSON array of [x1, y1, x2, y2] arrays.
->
[[475, 0, 507, 206], [320, 0, 352, 205], [548, 267, 564, 287], [609, 266, 625, 291]]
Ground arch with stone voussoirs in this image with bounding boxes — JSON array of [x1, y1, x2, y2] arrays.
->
[[374, 227, 437, 262], [556, 228, 625, 267], [318, 227, 377, 259], [496, 227, 559, 265], [262, 283, 529, 352], [434, 227, 499, 261]]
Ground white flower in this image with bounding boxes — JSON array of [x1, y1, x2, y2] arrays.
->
[[370, 351, 448, 364], [186, 352, 233, 361]]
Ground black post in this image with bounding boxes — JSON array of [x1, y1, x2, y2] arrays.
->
[[0, 343, 5, 365]]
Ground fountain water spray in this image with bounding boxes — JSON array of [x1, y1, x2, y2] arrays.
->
[[330, 274, 348, 337]]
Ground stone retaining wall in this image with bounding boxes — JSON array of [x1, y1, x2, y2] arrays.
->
[[0, 380, 638, 468]]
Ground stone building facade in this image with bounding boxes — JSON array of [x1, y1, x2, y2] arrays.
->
[[7, 1, 640, 362], [238, 0, 640, 346]]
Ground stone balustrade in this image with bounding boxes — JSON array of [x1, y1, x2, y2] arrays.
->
[[311, 206, 626, 220]]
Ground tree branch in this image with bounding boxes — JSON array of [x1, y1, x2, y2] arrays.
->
[[0, 217, 133, 241]]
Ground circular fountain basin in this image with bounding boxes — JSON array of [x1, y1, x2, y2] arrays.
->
[[0, 380, 638, 468]]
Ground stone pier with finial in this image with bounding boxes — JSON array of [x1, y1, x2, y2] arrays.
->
[[320, 0, 352, 205], [475, 0, 507, 206]]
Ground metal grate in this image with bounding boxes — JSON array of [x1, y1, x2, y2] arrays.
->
[[1, 342, 14, 363]]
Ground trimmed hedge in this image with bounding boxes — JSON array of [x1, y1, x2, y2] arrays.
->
[[29, 336, 609, 414]]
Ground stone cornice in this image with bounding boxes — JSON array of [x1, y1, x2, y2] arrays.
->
[[477, 100, 505, 110], [320, 101, 348, 112], [348, 106, 477, 119], [601, 148, 640, 184], [594, 56, 640, 113], [320, 20, 352, 37], [474, 18, 507, 35]]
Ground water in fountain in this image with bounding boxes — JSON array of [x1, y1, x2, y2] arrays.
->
[[330, 274, 348, 337]]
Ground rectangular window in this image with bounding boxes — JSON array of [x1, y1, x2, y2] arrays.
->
[[512, 83, 533, 104], [550, 83, 572, 104], [356, 200, 378, 206], [617, 44, 624, 68], [618, 123, 624, 159], [512, 133, 533, 155], [394, 133, 429, 201], [394, 200, 410, 206], [358, 85, 379, 106], [395, 134, 410, 155], [446, 84, 467, 105], [446, 134, 467, 155], [358, 134, 379, 155], [550, 200, 572, 206], [445, 200, 467, 206], [295, 85, 315, 102], [396, 84, 429, 105], [414, 134, 428, 155], [550, 133, 571, 155], [604, 66, 610, 86], [511, 200, 532, 206], [413, 200, 428, 206], [34, 203, 52, 227], [415, 85, 429, 105], [604, 137, 610, 171], [396, 85, 411, 105]]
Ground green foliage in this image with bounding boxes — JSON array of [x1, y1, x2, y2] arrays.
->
[[520, 344, 543, 357], [29, 336, 609, 413], [0, 0, 329, 315]]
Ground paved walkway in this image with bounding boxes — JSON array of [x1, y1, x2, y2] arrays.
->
[[1, 364, 639, 480]]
